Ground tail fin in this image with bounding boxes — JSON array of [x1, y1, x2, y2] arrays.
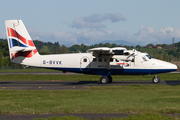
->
[[5, 19, 39, 64]]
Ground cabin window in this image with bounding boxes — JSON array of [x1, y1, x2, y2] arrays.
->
[[123, 52, 130, 56], [132, 59, 134, 62], [98, 58, 102, 62], [110, 58, 113, 62], [112, 50, 124, 55], [93, 58, 96, 62], [83, 58, 87, 62], [115, 59, 119, 62]]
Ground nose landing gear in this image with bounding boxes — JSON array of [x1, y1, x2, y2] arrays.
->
[[152, 75, 160, 84]]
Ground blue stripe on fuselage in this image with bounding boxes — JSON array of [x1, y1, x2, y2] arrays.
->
[[43, 67, 177, 75]]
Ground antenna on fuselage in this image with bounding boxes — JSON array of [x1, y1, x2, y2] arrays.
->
[[77, 49, 81, 53]]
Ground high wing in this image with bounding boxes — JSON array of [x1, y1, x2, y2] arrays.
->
[[87, 47, 137, 62], [87, 47, 127, 57], [86, 47, 113, 57], [87, 47, 133, 70]]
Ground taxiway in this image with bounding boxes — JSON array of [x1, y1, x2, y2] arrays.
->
[[0, 80, 180, 90]]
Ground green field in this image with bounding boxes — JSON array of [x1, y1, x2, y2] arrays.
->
[[1, 85, 180, 115], [0, 69, 180, 119], [34, 114, 176, 120], [0, 68, 60, 73]]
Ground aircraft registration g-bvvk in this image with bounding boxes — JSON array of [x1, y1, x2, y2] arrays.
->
[[5, 19, 177, 84]]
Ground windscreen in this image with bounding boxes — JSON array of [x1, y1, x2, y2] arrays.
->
[[146, 54, 151, 59]]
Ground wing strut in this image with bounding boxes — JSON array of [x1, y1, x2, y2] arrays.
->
[[106, 57, 110, 70]]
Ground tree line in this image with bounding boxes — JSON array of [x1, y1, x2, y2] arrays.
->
[[0, 38, 180, 68]]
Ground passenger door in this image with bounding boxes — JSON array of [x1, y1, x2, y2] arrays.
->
[[80, 57, 90, 71]]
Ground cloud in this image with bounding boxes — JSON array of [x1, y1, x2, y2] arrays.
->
[[71, 13, 126, 29], [26, 25, 180, 47], [28, 27, 78, 45], [103, 13, 126, 22], [84, 13, 103, 23], [71, 17, 106, 29], [133, 26, 180, 45]]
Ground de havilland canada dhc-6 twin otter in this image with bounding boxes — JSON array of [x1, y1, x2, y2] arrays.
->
[[5, 19, 177, 84]]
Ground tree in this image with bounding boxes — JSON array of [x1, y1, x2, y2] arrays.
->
[[39, 46, 50, 55], [111, 43, 117, 48], [135, 45, 141, 51], [0, 52, 3, 67], [161, 44, 168, 48], [1, 57, 9, 68], [146, 43, 154, 47], [99, 43, 104, 47], [103, 43, 111, 48], [69, 44, 81, 53], [61, 45, 68, 54]]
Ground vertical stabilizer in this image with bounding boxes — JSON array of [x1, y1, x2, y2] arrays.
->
[[5, 19, 40, 65]]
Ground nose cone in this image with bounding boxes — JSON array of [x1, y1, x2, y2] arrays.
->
[[167, 63, 178, 71], [160, 61, 177, 71], [151, 59, 178, 72]]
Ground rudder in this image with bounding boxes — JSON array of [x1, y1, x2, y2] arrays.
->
[[5, 19, 39, 64]]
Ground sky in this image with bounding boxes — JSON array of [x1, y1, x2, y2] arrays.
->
[[1, 0, 180, 46]]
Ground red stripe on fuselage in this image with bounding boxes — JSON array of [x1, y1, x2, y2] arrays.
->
[[117, 63, 129, 65]]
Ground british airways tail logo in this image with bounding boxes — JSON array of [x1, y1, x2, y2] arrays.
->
[[7, 27, 35, 48], [7, 28, 37, 59]]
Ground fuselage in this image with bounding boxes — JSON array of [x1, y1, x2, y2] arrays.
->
[[20, 52, 177, 76]]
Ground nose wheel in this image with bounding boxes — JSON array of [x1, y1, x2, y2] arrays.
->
[[152, 75, 160, 84], [100, 76, 113, 84]]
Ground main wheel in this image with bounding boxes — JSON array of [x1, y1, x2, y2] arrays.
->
[[152, 75, 160, 84], [100, 76, 109, 84], [108, 76, 113, 83]]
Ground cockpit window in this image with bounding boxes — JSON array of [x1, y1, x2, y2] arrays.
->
[[146, 55, 151, 59], [142, 56, 147, 61]]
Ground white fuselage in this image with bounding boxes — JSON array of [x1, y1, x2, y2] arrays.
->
[[18, 52, 177, 76]]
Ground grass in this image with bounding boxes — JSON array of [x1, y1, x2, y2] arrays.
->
[[0, 68, 60, 73], [34, 114, 176, 120], [0, 73, 179, 81], [0, 85, 180, 114]]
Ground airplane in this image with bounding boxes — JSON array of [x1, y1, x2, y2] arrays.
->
[[5, 19, 177, 84]]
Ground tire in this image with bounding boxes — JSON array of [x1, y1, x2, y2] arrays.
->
[[152, 76, 160, 84], [108, 76, 113, 83], [100, 76, 109, 84]]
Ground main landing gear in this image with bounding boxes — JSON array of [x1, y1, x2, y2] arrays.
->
[[100, 76, 113, 84], [152, 75, 160, 84], [100, 75, 160, 84]]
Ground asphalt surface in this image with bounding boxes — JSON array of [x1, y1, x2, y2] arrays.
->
[[0, 80, 175, 90], [1, 80, 180, 90]]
